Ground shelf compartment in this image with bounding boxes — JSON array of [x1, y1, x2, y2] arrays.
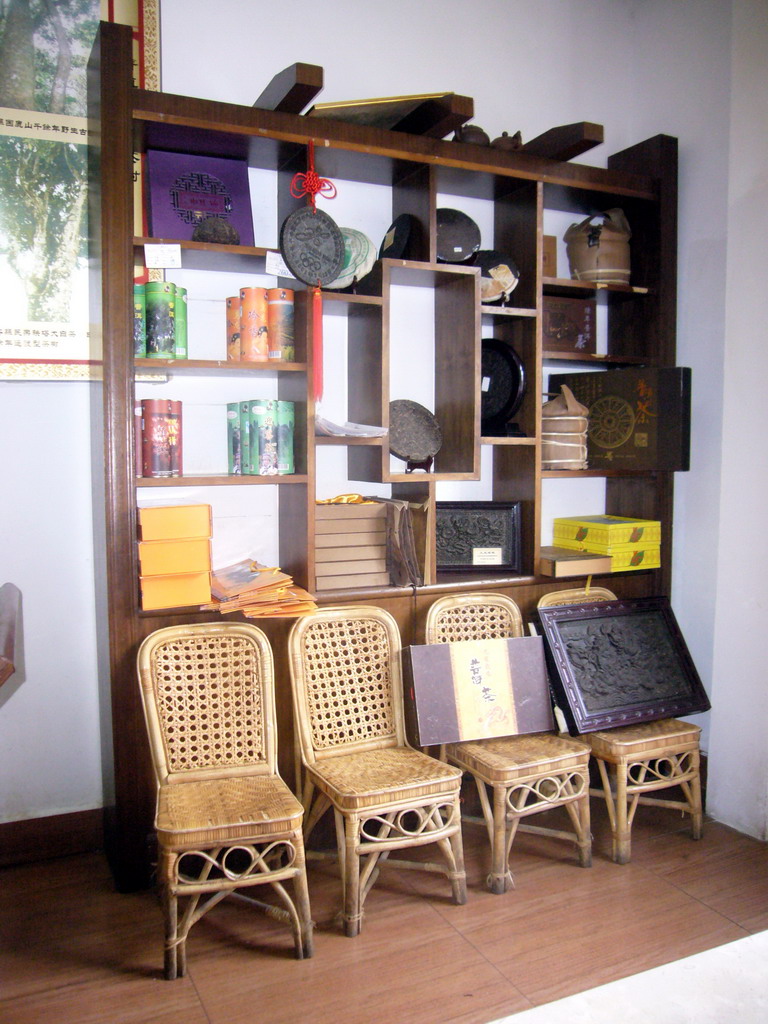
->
[[135, 358, 306, 375], [481, 304, 537, 319], [349, 260, 481, 483], [542, 351, 650, 366], [543, 276, 649, 297], [542, 468, 656, 479], [482, 436, 537, 446], [135, 237, 277, 274], [137, 474, 309, 486], [316, 436, 385, 446]]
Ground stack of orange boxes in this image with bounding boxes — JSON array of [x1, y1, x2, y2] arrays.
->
[[137, 504, 212, 610]]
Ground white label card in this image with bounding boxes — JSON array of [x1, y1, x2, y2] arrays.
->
[[472, 547, 503, 565], [266, 250, 294, 278], [144, 243, 182, 269]]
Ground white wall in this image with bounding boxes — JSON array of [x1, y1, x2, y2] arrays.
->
[[706, 0, 768, 837], [1, 0, 765, 839]]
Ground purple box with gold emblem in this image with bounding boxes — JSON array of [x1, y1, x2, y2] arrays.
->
[[146, 150, 254, 245]]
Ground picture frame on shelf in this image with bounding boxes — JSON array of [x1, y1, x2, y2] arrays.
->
[[537, 596, 711, 734], [435, 501, 521, 573]]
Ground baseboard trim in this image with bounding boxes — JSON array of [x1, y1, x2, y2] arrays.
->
[[0, 808, 104, 868]]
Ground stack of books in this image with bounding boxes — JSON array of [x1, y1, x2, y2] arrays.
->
[[205, 559, 317, 618]]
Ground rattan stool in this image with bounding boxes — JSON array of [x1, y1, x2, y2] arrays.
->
[[588, 719, 703, 864], [537, 587, 704, 866]]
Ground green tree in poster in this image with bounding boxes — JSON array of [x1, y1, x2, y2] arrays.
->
[[0, 136, 87, 320], [0, 0, 99, 322], [0, 0, 97, 116]]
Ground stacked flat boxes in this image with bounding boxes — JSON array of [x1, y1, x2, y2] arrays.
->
[[138, 504, 212, 610], [315, 503, 390, 591], [552, 515, 661, 573]]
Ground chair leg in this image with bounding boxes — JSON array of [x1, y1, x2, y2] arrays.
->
[[342, 814, 362, 937], [160, 851, 182, 980], [489, 784, 511, 894], [563, 782, 592, 868], [613, 761, 631, 864], [293, 845, 314, 959], [447, 822, 468, 905], [688, 753, 704, 840]]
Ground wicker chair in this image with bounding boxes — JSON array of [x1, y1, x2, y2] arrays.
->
[[287, 605, 467, 936], [136, 623, 313, 979], [538, 587, 703, 864], [425, 593, 592, 894]]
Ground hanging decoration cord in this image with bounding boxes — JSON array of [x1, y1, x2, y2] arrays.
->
[[289, 141, 337, 401], [290, 140, 337, 209]]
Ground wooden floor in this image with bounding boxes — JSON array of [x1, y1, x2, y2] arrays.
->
[[2, 802, 767, 1024]]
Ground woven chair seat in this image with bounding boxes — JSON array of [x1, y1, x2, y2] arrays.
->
[[448, 732, 590, 785], [310, 746, 463, 811], [588, 719, 701, 761], [156, 776, 304, 845]]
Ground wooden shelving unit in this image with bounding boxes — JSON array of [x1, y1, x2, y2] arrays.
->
[[89, 22, 679, 890]]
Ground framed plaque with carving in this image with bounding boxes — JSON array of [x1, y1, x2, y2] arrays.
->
[[537, 596, 710, 734], [435, 501, 521, 573]]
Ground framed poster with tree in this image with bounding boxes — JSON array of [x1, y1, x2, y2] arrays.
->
[[0, 0, 159, 380]]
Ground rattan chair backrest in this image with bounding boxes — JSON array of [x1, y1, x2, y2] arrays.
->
[[288, 605, 405, 763], [137, 622, 277, 784], [537, 586, 617, 609], [425, 592, 524, 644]]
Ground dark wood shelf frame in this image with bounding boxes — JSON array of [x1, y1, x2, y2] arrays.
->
[[89, 21, 679, 891]]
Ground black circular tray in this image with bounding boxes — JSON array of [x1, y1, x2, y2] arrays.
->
[[436, 208, 481, 262], [481, 338, 526, 433], [379, 213, 417, 260]]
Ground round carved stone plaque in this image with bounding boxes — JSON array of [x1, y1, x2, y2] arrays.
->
[[279, 206, 345, 287]]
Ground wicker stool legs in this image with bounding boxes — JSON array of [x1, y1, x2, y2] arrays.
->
[[593, 747, 704, 864], [335, 805, 467, 937], [469, 763, 592, 894]]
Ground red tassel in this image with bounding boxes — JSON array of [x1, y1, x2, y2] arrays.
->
[[313, 285, 323, 401]]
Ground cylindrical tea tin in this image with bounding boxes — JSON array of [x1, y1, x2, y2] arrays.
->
[[174, 286, 188, 359], [145, 281, 176, 357], [239, 286, 269, 361], [267, 288, 294, 361], [133, 283, 146, 357], [226, 295, 240, 361]]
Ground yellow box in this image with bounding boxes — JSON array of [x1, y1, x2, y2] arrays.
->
[[140, 571, 212, 611], [138, 504, 212, 541], [553, 515, 661, 548], [138, 538, 212, 576], [556, 538, 660, 572]]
